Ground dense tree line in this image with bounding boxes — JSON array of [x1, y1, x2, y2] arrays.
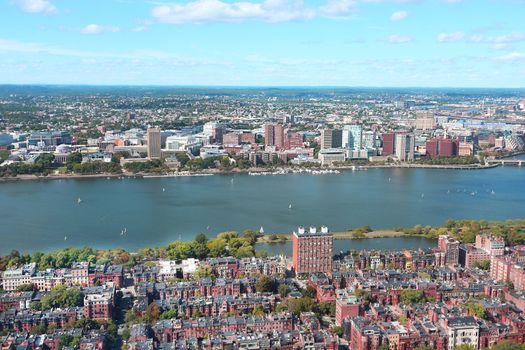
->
[[400, 219, 525, 244], [0, 153, 56, 177], [413, 156, 479, 165], [124, 159, 166, 173]]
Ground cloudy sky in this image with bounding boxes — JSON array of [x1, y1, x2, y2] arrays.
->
[[1, 0, 525, 87]]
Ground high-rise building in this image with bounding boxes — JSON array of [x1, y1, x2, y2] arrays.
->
[[426, 138, 459, 157], [362, 130, 377, 149], [382, 132, 396, 155], [320, 129, 342, 149], [342, 125, 363, 150], [475, 234, 505, 256], [147, 127, 162, 159], [223, 132, 241, 145], [203, 122, 224, 144], [292, 226, 333, 274], [438, 235, 460, 266], [284, 130, 303, 149], [415, 111, 436, 130], [264, 124, 285, 149], [395, 133, 415, 161]]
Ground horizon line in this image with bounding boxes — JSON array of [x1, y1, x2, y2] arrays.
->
[[1, 83, 525, 90]]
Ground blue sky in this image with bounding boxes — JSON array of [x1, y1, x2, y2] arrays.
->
[[1, 0, 525, 87]]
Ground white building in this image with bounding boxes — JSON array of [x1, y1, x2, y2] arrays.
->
[[200, 145, 228, 159], [395, 133, 415, 161], [342, 125, 363, 151], [444, 317, 479, 350], [165, 134, 201, 152]]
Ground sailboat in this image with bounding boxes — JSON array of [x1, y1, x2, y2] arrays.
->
[[288, 204, 292, 209], [259, 226, 264, 234], [162, 188, 165, 192], [64, 236, 68, 241], [77, 198, 82, 204], [491, 190, 495, 195]]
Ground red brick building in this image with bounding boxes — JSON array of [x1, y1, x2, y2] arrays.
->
[[292, 226, 333, 274]]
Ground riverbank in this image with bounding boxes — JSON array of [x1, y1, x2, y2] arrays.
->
[[256, 230, 415, 244], [0, 162, 502, 182]]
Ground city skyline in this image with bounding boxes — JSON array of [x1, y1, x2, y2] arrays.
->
[[1, 0, 525, 87]]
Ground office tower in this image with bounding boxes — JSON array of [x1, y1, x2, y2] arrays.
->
[[264, 124, 284, 149], [362, 130, 377, 149], [395, 133, 415, 161], [382, 132, 395, 155], [203, 122, 224, 144], [147, 127, 161, 159], [292, 226, 333, 274], [342, 124, 363, 150], [415, 111, 436, 130], [320, 129, 342, 149]]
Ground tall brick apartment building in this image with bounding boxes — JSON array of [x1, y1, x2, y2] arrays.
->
[[292, 226, 333, 274]]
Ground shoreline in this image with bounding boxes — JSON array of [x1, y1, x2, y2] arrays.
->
[[0, 162, 504, 182], [255, 230, 424, 244]]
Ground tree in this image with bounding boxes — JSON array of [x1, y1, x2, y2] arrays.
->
[[331, 326, 343, 337], [278, 284, 291, 298], [160, 309, 178, 320], [144, 303, 161, 324], [465, 302, 486, 319], [122, 328, 131, 341], [255, 275, 276, 294], [66, 152, 83, 171], [206, 238, 227, 257], [194, 265, 213, 280], [399, 289, 425, 305], [192, 233, 210, 259], [40, 285, 84, 309], [315, 302, 335, 317], [124, 309, 140, 324], [489, 341, 525, 350], [286, 297, 315, 316], [473, 260, 491, 271], [252, 304, 265, 316], [16, 283, 37, 292], [453, 345, 476, 350], [304, 285, 317, 298], [59, 334, 81, 350]]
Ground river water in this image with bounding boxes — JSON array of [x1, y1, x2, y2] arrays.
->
[[0, 162, 523, 255]]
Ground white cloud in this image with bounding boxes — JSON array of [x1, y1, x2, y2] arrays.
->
[[495, 52, 525, 62], [0, 37, 230, 67], [386, 34, 412, 43], [80, 24, 121, 35], [10, 0, 57, 14], [437, 31, 465, 42], [131, 26, 148, 32], [152, 0, 316, 24], [390, 10, 408, 21], [319, 0, 357, 17], [470, 32, 525, 44]]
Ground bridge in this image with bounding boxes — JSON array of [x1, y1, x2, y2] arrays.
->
[[487, 159, 524, 166]]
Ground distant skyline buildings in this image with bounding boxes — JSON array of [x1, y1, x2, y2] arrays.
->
[[0, 1, 525, 87]]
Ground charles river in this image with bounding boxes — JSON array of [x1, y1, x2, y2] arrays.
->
[[0, 161, 524, 256]]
